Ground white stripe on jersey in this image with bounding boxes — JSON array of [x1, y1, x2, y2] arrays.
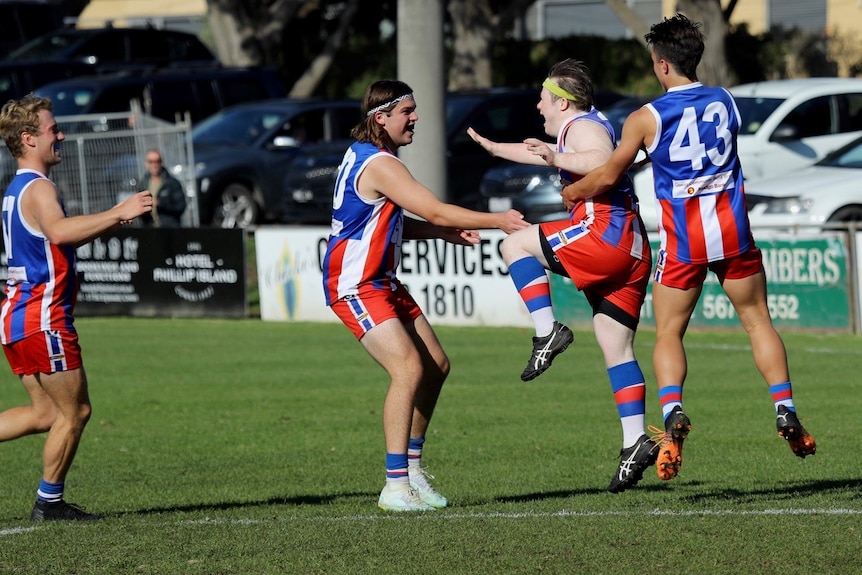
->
[[699, 195, 725, 261], [337, 209, 382, 299]]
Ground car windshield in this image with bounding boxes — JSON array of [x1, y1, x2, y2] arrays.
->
[[5, 30, 83, 61], [37, 85, 94, 116], [192, 108, 289, 147], [818, 138, 862, 168], [733, 96, 784, 135]]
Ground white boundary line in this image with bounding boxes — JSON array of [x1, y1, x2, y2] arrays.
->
[[4, 507, 861, 536], [182, 507, 862, 524]]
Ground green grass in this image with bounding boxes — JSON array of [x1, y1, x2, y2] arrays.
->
[[1, 318, 861, 574]]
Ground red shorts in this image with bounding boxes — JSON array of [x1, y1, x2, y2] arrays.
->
[[539, 220, 651, 320], [3, 329, 83, 376], [654, 247, 764, 289], [329, 282, 422, 340]]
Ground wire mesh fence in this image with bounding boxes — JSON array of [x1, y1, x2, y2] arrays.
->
[[0, 102, 198, 226]]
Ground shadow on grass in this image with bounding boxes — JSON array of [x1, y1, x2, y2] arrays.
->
[[113, 478, 862, 517], [491, 477, 862, 506], [122, 492, 376, 516], [680, 478, 862, 505]]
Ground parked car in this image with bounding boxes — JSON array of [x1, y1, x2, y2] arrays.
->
[[0, 60, 94, 105], [745, 134, 862, 230], [4, 25, 217, 69], [0, 0, 67, 59], [36, 66, 285, 127], [191, 99, 362, 228], [0, 25, 220, 101]]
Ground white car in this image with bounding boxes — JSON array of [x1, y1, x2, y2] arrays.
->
[[745, 135, 862, 229], [634, 78, 862, 231]]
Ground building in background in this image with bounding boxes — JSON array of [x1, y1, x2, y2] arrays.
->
[[523, 0, 859, 39], [75, 0, 206, 34]]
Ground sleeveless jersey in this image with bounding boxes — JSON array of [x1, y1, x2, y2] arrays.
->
[[1, 169, 77, 344], [322, 142, 405, 305], [645, 82, 752, 264], [559, 109, 648, 262]]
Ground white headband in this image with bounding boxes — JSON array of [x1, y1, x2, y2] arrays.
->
[[366, 93, 414, 117]]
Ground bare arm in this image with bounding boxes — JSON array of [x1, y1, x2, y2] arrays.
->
[[403, 217, 481, 245], [561, 107, 653, 206], [525, 120, 615, 175], [25, 180, 153, 246], [467, 127, 548, 166], [362, 155, 530, 234]]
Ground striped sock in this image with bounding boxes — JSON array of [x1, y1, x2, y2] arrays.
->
[[509, 256, 554, 337], [385, 453, 409, 489], [36, 479, 63, 503], [407, 437, 424, 470], [769, 381, 796, 413], [659, 385, 683, 423], [608, 361, 647, 448]]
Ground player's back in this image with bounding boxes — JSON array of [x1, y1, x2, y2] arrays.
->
[[645, 83, 751, 264]]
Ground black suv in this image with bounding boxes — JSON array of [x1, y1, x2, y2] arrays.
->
[[36, 67, 285, 126], [0, 1, 66, 59], [0, 26, 219, 102], [190, 99, 362, 228], [5, 26, 216, 68]]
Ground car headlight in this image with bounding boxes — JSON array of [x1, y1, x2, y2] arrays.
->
[[762, 196, 813, 215]]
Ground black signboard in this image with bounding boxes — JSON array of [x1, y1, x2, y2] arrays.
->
[[1, 228, 248, 318]]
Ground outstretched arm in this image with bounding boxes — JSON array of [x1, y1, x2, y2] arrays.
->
[[365, 155, 531, 234], [403, 218, 481, 245], [467, 127, 548, 166], [26, 179, 153, 246]]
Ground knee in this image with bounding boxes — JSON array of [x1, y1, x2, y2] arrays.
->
[[64, 401, 92, 433], [501, 233, 523, 263], [76, 402, 92, 426]]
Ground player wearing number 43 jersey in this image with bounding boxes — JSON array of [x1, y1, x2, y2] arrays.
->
[[563, 13, 816, 483]]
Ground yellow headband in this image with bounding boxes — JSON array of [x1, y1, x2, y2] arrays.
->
[[542, 78, 578, 102]]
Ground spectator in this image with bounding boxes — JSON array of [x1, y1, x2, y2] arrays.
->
[[140, 148, 186, 227]]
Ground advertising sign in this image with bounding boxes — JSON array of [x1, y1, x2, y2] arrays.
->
[[255, 227, 533, 327], [0, 228, 247, 318], [552, 233, 852, 331]]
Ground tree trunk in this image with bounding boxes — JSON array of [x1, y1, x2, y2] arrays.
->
[[447, 0, 494, 89], [604, 0, 732, 87], [205, 0, 306, 67], [206, 3, 255, 66], [677, 0, 733, 86], [289, 0, 360, 97], [604, 0, 651, 43]]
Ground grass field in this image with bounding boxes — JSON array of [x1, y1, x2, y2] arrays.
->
[[0, 318, 861, 574]]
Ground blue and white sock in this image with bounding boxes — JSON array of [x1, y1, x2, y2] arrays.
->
[[36, 479, 63, 503], [385, 453, 409, 490]]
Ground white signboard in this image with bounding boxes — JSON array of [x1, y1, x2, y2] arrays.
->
[[255, 226, 534, 327]]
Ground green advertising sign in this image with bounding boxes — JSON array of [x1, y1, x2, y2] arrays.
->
[[551, 234, 852, 331]]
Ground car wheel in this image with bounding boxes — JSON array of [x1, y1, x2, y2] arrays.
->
[[212, 183, 259, 229], [828, 205, 862, 223]]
